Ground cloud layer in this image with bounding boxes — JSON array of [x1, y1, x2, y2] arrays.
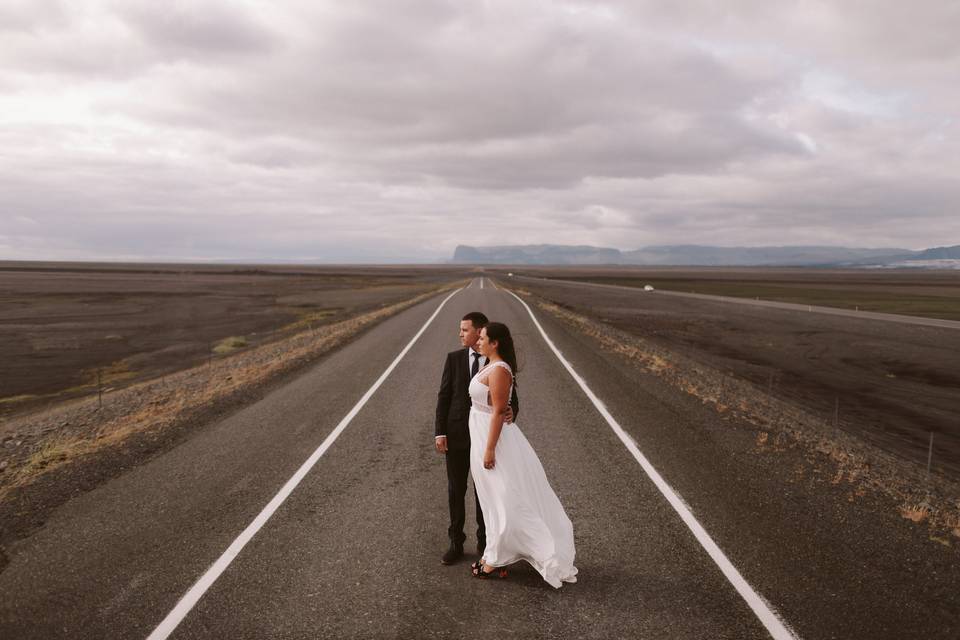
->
[[1, 0, 957, 261]]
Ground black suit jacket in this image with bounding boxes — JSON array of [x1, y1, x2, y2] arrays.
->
[[435, 348, 520, 450]]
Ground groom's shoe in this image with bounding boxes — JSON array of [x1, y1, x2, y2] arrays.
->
[[441, 542, 464, 565]]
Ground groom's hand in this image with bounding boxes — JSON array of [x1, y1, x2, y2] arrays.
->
[[504, 406, 514, 424], [435, 436, 448, 453]]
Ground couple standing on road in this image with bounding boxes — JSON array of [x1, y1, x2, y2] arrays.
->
[[434, 311, 578, 587]]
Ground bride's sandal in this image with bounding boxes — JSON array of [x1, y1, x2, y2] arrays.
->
[[472, 561, 507, 579]]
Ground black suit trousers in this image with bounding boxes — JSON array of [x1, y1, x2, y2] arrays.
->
[[445, 447, 485, 545]]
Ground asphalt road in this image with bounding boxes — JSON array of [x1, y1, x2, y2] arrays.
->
[[511, 274, 960, 330], [1, 278, 957, 639]]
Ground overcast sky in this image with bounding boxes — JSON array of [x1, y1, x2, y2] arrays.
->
[[1, 1, 958, 262]]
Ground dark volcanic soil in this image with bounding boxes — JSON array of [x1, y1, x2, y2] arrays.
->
[[0, 262, 464, 418], [0, 273, 463, 568], [494, 269, 960, 480], [509, 265, 960, 321]]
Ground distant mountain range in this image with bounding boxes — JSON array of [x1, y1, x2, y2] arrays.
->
[[451, 244, 960, 267]]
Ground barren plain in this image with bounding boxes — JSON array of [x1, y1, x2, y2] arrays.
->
[[0, 262, 466, 561], [529, 265, 960, 320], [0, 262, 464, 418], [492, 267, 960, 481], [2, 266, 959, 638]]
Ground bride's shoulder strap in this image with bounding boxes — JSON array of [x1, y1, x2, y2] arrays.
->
[[492, 360, 513, 377]]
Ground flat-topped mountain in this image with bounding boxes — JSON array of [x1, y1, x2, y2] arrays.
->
[[620, 245, 909, 266], [452, 244, 621, 265], [451, 244, 960, 267], [910, 245, 960, 260]]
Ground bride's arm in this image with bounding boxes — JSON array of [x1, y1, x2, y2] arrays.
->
[[483, 367, 511, 469]]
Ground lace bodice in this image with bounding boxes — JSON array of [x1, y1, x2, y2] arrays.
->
[[468, 360, 513, 414]]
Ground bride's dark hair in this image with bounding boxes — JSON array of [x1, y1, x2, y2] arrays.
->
[[483, 322, 518, 389]]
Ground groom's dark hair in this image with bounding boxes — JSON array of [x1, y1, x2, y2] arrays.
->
[[462, 311, 488, 329]]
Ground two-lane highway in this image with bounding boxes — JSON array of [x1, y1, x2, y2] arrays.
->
[[159, 279, 781, 639], [2, 278, 957, 638]]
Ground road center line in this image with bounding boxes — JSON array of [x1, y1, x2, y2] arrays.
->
[[146, 287, 463, 640], [505, 289, 801, 640]]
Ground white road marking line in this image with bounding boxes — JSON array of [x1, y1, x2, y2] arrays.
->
[[146, 287, 463, 640], [506, 290, 801, 640], [480, 277, 484, 289]]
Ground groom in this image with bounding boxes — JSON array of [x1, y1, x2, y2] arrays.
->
[[435, 311, 519, 564]]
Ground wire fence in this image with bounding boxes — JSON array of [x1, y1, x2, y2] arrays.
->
[[685, 357, 960, 487]]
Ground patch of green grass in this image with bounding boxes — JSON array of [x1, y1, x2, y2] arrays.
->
[[86, 361, 137, 385], [281, 308, 341, 332], [213, 336, 248, 354], [0, 394, 38, 405]]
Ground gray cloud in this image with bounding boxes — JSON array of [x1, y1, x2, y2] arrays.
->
[[0, 0, 69, 33], [116, 2, 279, 59], [0, 0, 957, 262]]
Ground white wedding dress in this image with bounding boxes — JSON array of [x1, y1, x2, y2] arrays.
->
[[469, 360, 578, 588]]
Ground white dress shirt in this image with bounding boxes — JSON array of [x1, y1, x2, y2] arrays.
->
[[468, 347, 487, 373]]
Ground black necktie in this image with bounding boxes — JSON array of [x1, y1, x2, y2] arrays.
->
[[471, 352, 481, 378]]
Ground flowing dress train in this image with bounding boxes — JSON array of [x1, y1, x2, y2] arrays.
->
[[468, 360, 577, 588]]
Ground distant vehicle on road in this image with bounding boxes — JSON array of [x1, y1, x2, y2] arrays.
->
[[644, 284, 655, 291], [508, 272, 514, 277]]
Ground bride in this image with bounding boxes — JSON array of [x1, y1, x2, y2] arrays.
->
[[468, 321, 577, 588]]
